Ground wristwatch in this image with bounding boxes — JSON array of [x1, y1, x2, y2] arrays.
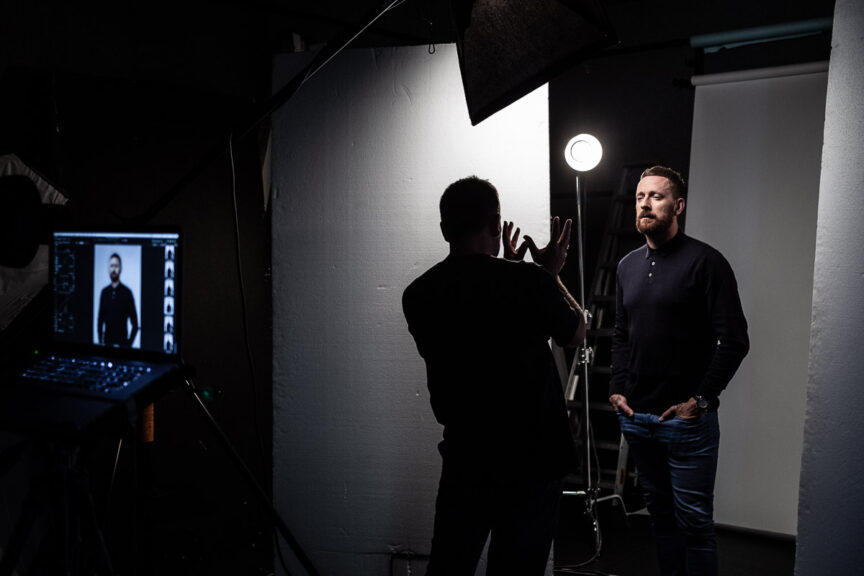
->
[[694, 395, 710, 411]]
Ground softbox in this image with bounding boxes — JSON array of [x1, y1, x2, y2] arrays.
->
[[452, 0, 616, 125]]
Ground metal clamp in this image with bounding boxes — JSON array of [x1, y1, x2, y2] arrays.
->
[[577, 346, 594, 366]]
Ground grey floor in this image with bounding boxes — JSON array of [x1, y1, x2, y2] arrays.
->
[[554, 497, 796, 576]]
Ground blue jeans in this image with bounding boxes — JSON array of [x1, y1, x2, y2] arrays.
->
[[618, 411, 720, 576]]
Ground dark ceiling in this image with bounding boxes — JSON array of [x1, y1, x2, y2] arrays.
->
[[280, 0, 835, 50], [0, 0, 836, 107], [0, 0, 837, 188], [249, 0, 838, 107]]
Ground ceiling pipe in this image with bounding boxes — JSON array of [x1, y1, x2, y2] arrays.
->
[[690, 17, 833, 53]]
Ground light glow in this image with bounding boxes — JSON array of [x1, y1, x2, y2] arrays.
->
[[564, 134, 602, 172]]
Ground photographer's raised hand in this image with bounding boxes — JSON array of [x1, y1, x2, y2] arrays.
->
[[523, 216, 573, 275], [502, 220, 529, 261]]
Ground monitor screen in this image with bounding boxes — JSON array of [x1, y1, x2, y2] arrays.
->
[[51, 231, 180, 355]]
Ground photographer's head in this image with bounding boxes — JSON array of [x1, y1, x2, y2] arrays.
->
[[439, 176, 501, 256]]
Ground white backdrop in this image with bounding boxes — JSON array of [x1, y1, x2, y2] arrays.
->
[[271, 45, 552, 575], [687, 63, 828, 535]]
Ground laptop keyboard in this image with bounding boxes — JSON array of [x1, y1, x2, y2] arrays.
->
[[21, 355, 153, 396]]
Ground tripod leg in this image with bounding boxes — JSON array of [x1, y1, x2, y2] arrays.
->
[[70, 462, 115, 575], [184, 378, 320, 576], [0, 479, 45, 576]]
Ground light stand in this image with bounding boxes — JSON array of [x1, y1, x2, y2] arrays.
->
[[556, 134, 615, 571], [563, 133, 602, 497]]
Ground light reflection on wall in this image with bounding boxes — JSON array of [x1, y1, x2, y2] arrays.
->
[[271, 44, 550, 575]]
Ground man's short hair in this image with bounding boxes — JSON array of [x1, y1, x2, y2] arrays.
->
[[640, 166, 687, 199], [439, 176, 500, 240], [110, 253, 122, 263]]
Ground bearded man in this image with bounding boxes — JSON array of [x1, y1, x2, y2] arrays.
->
[[97, 253, 139, 347], [609, 166, 749, 576]]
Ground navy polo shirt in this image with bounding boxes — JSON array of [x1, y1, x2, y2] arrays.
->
[[610, 232, 749, 414]]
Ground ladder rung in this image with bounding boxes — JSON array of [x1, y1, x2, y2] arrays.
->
[[587, 328, 613, 338], [590, 401, 614, 411], [589, 365, 612, 374], [567, 401, 616, 412], [563, 474, 618, 490]]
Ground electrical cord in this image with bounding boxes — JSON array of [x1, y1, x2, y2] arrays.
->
[[389, 550, 429, 576], [555, 405, 636, 576], [555, 369, 612, 574], [106, 437, 123, 516], [229, 134, 286, 573], [421, 0, 436, 54], [274, 528, 292, 576], [227, 133, 267, 477], [298, 0, 406, 90], [562, 492, 602, 569]]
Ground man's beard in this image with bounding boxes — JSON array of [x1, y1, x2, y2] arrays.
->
[[636, 211, 673, 238], [110, 271, 120, 282]]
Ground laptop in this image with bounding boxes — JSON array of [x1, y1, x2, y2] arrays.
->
[[16, 229, 183, 403]]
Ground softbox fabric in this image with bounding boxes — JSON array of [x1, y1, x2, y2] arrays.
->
[[452, 0, 616, 125], [0, 154, 68, 331]]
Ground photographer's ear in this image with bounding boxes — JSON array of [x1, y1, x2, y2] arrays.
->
[[489, 213, 501, 237]]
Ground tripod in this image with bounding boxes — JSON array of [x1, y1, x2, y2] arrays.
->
[[0, 435, 115, 576]]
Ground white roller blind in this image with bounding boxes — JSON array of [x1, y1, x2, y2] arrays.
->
[[687, 63, 827, 535]]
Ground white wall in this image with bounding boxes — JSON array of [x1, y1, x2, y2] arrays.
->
[[797, 0, 864, 572], [687, 64, 828, 535], [271, 45, 551, 575]]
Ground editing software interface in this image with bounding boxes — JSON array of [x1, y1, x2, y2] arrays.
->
[[52, 231, 180, 355]]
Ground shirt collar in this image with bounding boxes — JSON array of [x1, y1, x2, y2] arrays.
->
[[645, 231, 685, 258]]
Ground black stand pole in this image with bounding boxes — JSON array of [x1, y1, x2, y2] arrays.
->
[[183, 377, 320, 576], [560, 172, 629, 575], [574, 173, 594, 496]]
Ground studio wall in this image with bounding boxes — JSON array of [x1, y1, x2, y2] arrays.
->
[[797, 0, 864, 571], [271, 45, 551, 575]]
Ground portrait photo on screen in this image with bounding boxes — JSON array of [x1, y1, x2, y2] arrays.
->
[[92, 244, 142, 349], [163, 333, 175, 354]]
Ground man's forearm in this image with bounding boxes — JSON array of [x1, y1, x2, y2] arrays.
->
[[557, 276, 586, 345], [556, 276, 583, 316], [697, 337, 749, 400]]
